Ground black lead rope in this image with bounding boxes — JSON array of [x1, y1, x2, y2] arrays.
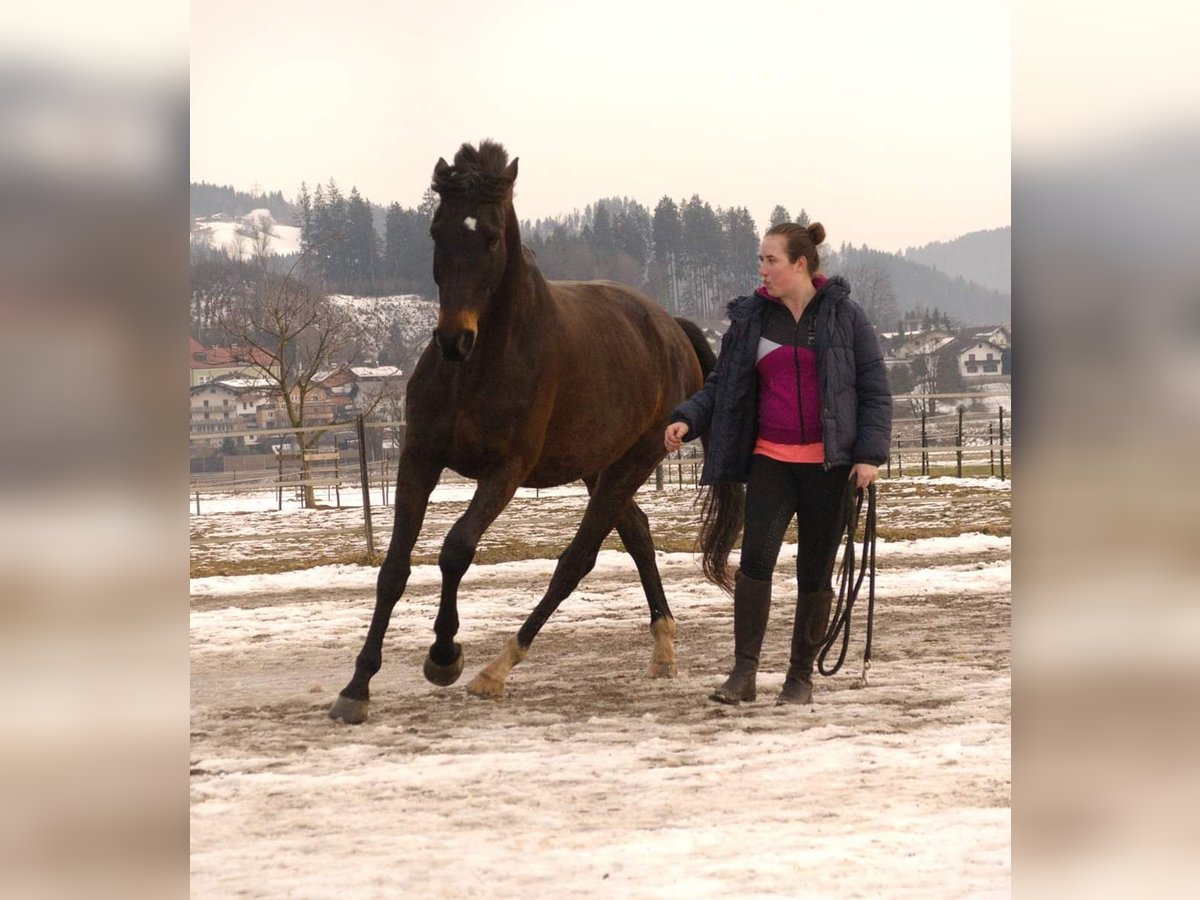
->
[[816, 480, 878, 686]]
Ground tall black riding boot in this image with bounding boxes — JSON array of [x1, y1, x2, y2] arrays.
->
[[777, 588, 834, 705], [709, 570, 772, 704]]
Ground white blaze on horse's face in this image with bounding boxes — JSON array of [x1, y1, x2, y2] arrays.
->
[[464, 217, 477, 231]]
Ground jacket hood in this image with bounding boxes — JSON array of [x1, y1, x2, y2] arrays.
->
[[728, 275, 851, 321]]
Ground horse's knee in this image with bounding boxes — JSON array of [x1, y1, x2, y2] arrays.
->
[[582, 549, 599, 576], [438, 529, 475, 580], [560, 545, 598, 580], [376, 559, 411, 600]]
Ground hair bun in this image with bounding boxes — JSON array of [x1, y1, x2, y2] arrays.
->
[[807, 222, 826, 246]]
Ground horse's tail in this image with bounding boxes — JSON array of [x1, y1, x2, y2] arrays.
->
[[697, 481, 744, 594], [673, 317, 743, 594], [674, 317, 716, 379]]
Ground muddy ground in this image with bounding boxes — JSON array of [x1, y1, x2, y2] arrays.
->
[[191, 476, 1010, 897]]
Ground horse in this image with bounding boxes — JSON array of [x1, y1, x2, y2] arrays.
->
[[329, 140, 732, 724]]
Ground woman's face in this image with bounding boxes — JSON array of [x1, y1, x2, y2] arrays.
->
[[758, 234, 808, 297]]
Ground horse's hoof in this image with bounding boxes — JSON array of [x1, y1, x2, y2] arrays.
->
[[466, 672, 505, 699], [328, 694, 369, 724], [648, 660, 678, 679], [423, 644, 464, 686]]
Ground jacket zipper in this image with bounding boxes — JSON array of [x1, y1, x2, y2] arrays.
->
[[793, 314, 808, 443], [822, 302, 837, 469]]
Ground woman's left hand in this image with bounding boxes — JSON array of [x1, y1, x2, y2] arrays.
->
[[849, 463, 879, 490]]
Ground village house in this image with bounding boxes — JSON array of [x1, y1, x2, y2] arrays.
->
[[189, 381, 241, 447], [256, 382, 339, 430], [190, 337, 279, 387], [955, 326, 1011, 382]]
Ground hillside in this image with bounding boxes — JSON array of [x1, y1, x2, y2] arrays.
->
[[191, 182, 296, 224], [192, 209, 302, 258], [904, 227, 1010, 294], [190, 179, 1008, 325], [827, 244, 1009, 326]]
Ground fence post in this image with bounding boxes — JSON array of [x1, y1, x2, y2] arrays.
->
[[957, 405, 964, 478], [999, 407, 1006, 481], [194, 490, 200, 516], [989, 423, 995, 477], [655, 464, 664, 491], [356, 414, 376, 557], [335, 453, 341, 508], [897, 439, 903, 477], [277, 449, 283, 511], [921, 409, 928, 476], [380, 455, 388, 508]]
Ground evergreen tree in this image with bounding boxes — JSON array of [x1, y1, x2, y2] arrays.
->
[[346, 187, 378, 287], [417, 187, 438, 219], [323, 179, 349, 281], [592, 201, 616, 274], [295, 182, 313, 243], [651, 196, 682, 312], [769, 205, 791, 227], [795, 208, 811, 227], [681, 195, 724, 320], [383, 202, 405, 281], [722, 206, 759, 298]]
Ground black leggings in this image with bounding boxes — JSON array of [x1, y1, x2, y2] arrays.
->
[[738, 454, 851, 591]]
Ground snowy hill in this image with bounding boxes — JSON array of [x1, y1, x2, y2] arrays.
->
[[331, 294, 437, 369], [191, 209, 302, 258]]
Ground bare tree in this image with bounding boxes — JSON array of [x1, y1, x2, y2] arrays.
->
[[220, 258, 370, 509], [190, 246, 252, 343], [229, 228, 247, 265], [846, 260, 900, 331], [244, 212, 276, 270], [909, 352, 940, 416]]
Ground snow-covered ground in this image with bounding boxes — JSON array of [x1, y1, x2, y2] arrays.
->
[[191, 478, 1010, 897]]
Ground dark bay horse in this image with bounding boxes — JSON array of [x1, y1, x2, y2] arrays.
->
[[329, 140, 720, 723]]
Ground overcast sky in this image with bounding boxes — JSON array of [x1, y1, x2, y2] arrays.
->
[[191, 0, 1011, 253]]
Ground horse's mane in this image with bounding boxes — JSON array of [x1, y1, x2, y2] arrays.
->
[[431, 140, 515, 203]]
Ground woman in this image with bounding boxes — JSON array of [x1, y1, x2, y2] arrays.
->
[[665, 221, 892, 705]]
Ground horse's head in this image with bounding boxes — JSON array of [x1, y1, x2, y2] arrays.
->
[[428, 141, 520, 362]]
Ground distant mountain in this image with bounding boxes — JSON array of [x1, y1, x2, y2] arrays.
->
[[903, 227, 1010, 294], [887, 251, 1009, 325], [828, 244, 1010, 326]]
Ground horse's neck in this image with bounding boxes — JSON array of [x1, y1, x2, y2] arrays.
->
[[480, 208, 552, 342]]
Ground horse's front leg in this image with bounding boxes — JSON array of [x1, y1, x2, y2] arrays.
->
[[329, 452, 441, 724], [424, 470, 523, 686]]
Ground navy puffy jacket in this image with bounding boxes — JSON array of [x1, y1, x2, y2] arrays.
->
[[669, 276, 893, 484]]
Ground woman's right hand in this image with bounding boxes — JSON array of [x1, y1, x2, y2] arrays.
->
[[664, 421, 689, 453]]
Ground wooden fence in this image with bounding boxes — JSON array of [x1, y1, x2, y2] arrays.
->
[[189, 394, 1010, 514]]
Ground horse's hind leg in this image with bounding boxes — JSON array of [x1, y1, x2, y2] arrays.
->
[[466, 465, 647, 699], [614, 501, 677, 678]]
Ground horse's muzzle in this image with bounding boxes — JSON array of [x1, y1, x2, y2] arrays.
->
[[433, 327, 476, 362]]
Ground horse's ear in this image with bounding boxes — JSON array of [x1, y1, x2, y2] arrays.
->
[[434, 157, 451, 178], [505, 157, 519, 182]]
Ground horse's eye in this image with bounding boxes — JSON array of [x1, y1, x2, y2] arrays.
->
[[488, 235, 501, 251]]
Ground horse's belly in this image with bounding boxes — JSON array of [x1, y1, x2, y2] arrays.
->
[[520, 459, 589, 489]]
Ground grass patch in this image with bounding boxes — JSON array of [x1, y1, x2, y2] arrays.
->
[[875, 523, 1010, 542], [191, 550, 383, 579], [192, 522, 1010, 580]]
